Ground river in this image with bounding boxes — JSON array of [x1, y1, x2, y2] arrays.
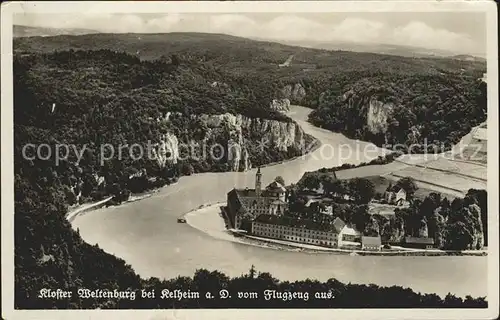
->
[[71, 105, 487, 299]]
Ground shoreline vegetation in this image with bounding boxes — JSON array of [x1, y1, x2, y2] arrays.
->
[[183, 203, 487, 257], [67, 137, 486, 257], [14, 33, 488, 309], [65, 135, 322, 222]]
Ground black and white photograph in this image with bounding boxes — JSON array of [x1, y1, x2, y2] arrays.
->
[[1, 1, 498, 319]]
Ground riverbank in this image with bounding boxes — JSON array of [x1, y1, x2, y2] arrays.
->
[[71, 105, 488, 299], [183, 203, 487, 257], [66, 126, 321, 224], [66, 196, 114, 223], [249, 132, 322, 171], [66, 189, 161, 222]]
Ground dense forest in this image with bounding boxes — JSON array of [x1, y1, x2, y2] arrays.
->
[[306, 70, 487, 150], [295, 166, 487, 250], [13, 48, 310, 309], [13, 32, 488, 309], [14, 49, 314, 204], [24, 266, 488, 309]]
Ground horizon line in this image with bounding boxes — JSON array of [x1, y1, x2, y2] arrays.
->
[[12, 23, 486, 59]]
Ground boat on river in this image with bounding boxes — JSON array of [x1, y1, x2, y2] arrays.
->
[[228, 228, 248, 237]]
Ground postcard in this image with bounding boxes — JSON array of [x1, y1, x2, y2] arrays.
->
[[1, 1, 498, 319]]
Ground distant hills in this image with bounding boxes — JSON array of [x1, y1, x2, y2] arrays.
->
[[13, 24, 99, 37], [257, 38, 486, 60], [451, 54, 487, 62], [13, 24, 485, 60]]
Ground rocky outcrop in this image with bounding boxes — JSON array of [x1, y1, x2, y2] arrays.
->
[[152, 113, 306, 172], [468, 204, 484, 249], [366, 98, 394, 135], [270, 98, 291, 113], [281, 83, 306, 103], [154, 132, 179, 167]]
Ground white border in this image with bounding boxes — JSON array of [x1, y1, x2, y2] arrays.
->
[[1, 1, 498, 320]]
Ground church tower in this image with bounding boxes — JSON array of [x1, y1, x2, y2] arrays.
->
[[255, 167, 262, 196]]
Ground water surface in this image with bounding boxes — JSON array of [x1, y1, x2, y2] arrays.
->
[[72, 106, 487, 298]]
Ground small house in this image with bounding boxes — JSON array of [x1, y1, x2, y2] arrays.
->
[[361, 236, 382, 251], [404, 237, 435, 249], [266, 181, 287, 201], [385, 185, 408, 207], [320, 205, 333, 215], [339, 223, 362, 244], [333, 217, 362, 247]]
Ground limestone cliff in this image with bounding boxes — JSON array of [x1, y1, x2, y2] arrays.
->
[[337, 90, 395, 144], [270, 99, 291, 113], [366, 98, 394, 135], [153, 132, 179, 167], [281, 83, 306, 103], [153, 113, 306, 172]]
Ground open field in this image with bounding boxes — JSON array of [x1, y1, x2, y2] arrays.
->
[[409, 157, 486, 181], [450, 123, 488, 165], [368, 203, 397, 217], [453, 143, 487, 164], [388, 165, 486, 194], [362, 175, 448, 199]]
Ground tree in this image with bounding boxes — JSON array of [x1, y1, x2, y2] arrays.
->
[[466, 189, 487, 246], [300, 173, 321, 191], [395, 177, 418, 199], [418, 218, 429, 238], [181, 163, 195, 176], [351, 204, 370, 232], [248, 265, 256, 279], [445, 221, 474, 250], [364, 216, 380, 236], [322, 175, 342, 196], [348, 178, 375, 204], [171, 54, 180, 66], [274, 176, 285, 186]]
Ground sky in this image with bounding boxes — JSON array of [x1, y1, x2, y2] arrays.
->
[[14, 12, 486, 56]]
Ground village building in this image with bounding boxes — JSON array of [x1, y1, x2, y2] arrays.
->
[[361, 236, 382, 251], [338, 221, 362, 245], [251, 215, 360, 248], [226, 167, 288, 230], [404, 237, 435, 249], [320, 205, 334, 216], [226, 168, 364, 249], [251, 215, 361, 248], [251, 215, 339, 247], [384, 185, 409, 207]]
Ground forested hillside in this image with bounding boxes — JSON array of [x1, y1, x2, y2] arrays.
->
[[307, 73, 487, 149], [14, 32, 487, 152], [13, 32, 488, 308], [296, 169, 487, 250], [15, 48, 311, 201], [13, 47, 312, 308]]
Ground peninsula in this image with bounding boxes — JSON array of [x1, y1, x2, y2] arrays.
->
[[223, 166, 486, 253]]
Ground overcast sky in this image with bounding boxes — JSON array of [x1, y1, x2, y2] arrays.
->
[[14, 12, 486, 56]]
